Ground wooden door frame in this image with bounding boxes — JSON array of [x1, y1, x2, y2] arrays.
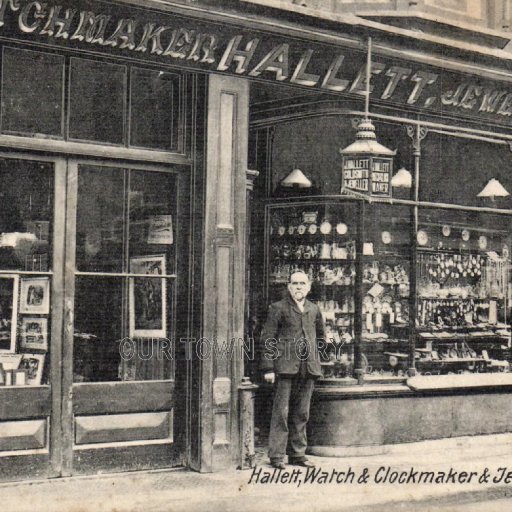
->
[[0, 151, 66, 480]]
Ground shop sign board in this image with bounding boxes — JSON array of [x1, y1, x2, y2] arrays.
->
[[342, 156, 392, 197], [2, 0, 512, 127]]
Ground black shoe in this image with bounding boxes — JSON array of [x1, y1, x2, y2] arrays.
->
[[270, 461, 286, 470], [289, 459, 315, 468]]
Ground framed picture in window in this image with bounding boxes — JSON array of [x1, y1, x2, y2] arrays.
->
[[19, 277, 50, 315], [19, 353, 45, 386], [0, 275, 18, 353], [20, 317, 48, 351], [129, 255, 166, 338]]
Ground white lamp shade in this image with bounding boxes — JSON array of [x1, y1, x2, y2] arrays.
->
[[281, 168, 312, 188], [390, 167, 412, 188], [477, 178, 509, 198]]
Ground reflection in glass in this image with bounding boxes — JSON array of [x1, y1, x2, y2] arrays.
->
[[0, 159, 54, 271], [76, 166, 125, 273]]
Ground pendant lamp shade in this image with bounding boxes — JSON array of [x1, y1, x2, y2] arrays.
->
[[390, 167, 412, 189], [281, 168, 312, 188], [477, 178, 509, 198]]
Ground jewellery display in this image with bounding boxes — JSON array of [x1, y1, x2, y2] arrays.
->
[[267, 206, 512, 379]]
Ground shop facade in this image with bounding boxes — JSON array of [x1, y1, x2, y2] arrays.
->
[[245, 6, 512, 452], [1, 0, 512, 481], [0, 0, 252, 480]]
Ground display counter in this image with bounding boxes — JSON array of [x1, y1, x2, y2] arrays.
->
[[308, 374, 512, 456]]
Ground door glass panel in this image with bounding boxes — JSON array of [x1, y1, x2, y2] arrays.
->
[[76, 166, 125, 273], [0, 158, 54, 387], [74, 164, 176, 382]]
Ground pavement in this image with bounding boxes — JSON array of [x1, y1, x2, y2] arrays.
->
[[2, 433, 512, 512]]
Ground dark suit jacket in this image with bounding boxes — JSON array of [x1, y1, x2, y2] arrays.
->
[[260, 294, 326, 377]]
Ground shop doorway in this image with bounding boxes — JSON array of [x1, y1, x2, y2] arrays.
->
[[0, 154, 186, 480]]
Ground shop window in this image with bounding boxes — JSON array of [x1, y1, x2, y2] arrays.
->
[[130, 68, 182, 151], [0, 158, 54, 387], [68, 58, 126, 145], [74, 165, 177, 382], [1, 47, 64, 137], [420, 132, 512, 209], [362, 204, 411, 379], [414, 208, 512, 376], [265, 201, 358, 379], [269, 116, 411, 198]]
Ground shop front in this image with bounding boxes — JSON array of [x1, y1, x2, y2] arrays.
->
[[2, 0, 512, 481], [247, 24, 512, 452], [0, 0, 253, 480]]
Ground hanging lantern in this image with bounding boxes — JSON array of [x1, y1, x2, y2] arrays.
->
[[340, 119, 396, 198]]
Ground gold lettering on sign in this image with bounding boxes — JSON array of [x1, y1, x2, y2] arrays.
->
[[381, 66, 411, 100], [290, 49, 320, 87], [162, 28, 195, 59], [103, 18, 137, 49], [249, 43, 290, 81], [40, 5, 76, 39], [479, 89, 507, 113], [350, 62, 385, 94], [407, 71, 438, 104], [0, 0, 20, 27], [321, 55, 349, 92], [71, 11, 111, 44], [134, 22, 169, 54], [18, 0, 44, 33], [217, 36, 259, 74]]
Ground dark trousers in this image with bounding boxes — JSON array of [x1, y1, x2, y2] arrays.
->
[[268, 373, 315, 462]]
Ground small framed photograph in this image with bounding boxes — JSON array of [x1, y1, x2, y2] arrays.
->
[[129, 255, 167, 338], [20, 317, 48, 351], [0, 275, 19, 353], [18, 354, 45, 386], [20, 277, 50, 315]]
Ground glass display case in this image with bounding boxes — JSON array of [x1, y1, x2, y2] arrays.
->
[[264, 200, 512, 381], [411, 209, 512, 376], [266, 201, 358, 379]]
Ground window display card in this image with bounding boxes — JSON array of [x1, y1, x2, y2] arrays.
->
[[147, 215, 173, 245]]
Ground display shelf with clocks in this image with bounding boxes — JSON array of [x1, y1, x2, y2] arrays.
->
[[265, 201, 360, 376]]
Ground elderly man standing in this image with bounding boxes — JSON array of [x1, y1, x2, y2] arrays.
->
[[260, 271, 326, 470]]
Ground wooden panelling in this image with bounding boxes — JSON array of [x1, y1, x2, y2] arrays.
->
[[72, 380, 175, 415], [75, 411, 172, 445], [0, 419, 47, 451], [0, 453, 52, 482], [72, 443, 181, 475], [0, 387, 51, 420]]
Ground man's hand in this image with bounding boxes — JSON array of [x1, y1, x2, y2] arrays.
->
[[264, 372, 276, 384]]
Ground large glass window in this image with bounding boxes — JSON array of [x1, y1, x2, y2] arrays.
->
[[266, 201, 358, 379], [0, 158, 54, 387], [1, 47, 64, 137], [130, 68, 182, 151], [414, 208, 512, 376], [74, 165, 177, 382], [68, 58, 127, 145], [362, 203, 411, 378]]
